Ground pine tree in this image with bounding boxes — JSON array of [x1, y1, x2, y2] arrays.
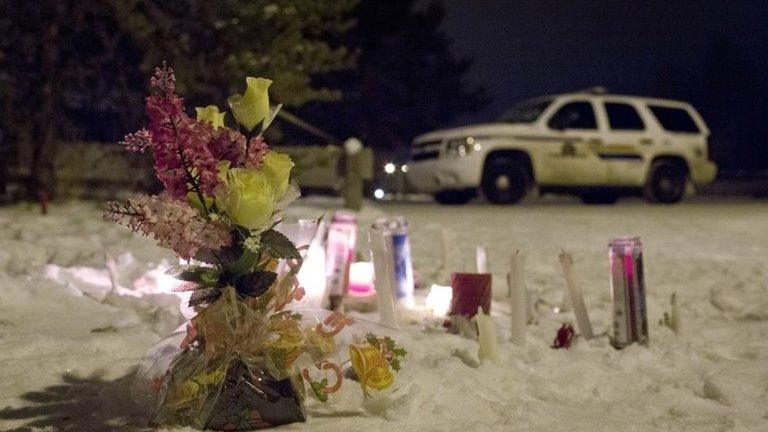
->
[[0, 0, 358, 198], [295, 0, 487, 158]]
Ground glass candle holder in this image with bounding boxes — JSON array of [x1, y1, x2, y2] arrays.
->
[[609, 236, 648, 348]]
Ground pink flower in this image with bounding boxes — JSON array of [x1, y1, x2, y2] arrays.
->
[[209, 128, 248, 166], [120, 128, 152, 153], [144, 90, 220, 198], [150, 62, 176, 95], [245, 136, 269, 169], [105, 195, 232, 259]]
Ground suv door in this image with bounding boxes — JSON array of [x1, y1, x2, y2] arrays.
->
[[541, 100, 607, 185], [598, 101, 654, 186]]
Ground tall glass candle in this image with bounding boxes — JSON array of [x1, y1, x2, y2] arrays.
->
[[368, 227, 398, 328], [326, 212, 357, 309], [609, 236, 648, 348], [374, 217, 414, 308]]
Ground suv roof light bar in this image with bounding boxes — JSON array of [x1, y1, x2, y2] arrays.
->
[[576, 86, 608, 95]]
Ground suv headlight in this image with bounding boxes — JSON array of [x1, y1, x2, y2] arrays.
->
[[446, 136, 483, 157]]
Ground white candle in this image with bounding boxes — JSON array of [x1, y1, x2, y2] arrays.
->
[[556, 283, 572, 313], [508, 251, 527, 346], [671, 293, 679, 333], [476, 306, 500, 363], [368, 227, 398, 328], [525, 288, 538, 324], [476, 246, 487, 273], [558, 251, 594, 339]]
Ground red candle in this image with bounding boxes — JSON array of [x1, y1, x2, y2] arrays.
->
[[448, 273, 492, 318]]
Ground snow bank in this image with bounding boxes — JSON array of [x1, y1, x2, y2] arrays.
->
[[0, 198, 766, 431]]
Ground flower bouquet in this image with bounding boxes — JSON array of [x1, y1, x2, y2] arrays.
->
[[107, 64, 405, 430]]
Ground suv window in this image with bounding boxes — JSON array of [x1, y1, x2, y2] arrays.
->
[[648, 105, 700, 133], [499, 99, 553, 123], [605, 102, 645, 131], [548, 101, 597, 130]]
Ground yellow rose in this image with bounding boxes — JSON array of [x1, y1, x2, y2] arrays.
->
[[260, 151, 294, 198], [215, 165, 275, 229], [195, 105, 226, 129], [228, 77, 272, 132], [349, 344, 394, 393]]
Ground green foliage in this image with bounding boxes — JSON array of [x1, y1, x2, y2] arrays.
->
[[226, 247, 260, 276], [233, 270, 277, 298], [259, 229, 301, 261], [293, 0, 487, 155], [0, 0, 358, 196], [308, 378, 329, 402], [117, 0, 358, 108], [365, 333, 407, 372], [175, 266, 222, 287]]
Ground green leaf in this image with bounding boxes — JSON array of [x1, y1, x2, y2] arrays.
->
[[365, 333, 379, 347], [168, 266, 220, 287], [260, 229, 301, 261], [309, 378, 329, 402], [234, 270, 277, 298], [383, 336, 396, 351], [393, 347, 407, 358], [188, 287, 223, 307], [227, 248, 259, 277], [391, 358, 401, 372]]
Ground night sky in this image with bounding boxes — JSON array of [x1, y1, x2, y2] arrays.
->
[[435, 1, 768, 170]]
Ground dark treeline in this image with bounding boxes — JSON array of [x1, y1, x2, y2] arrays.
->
[[0, 0, 482, 198]]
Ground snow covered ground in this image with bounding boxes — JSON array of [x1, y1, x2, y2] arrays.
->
[[0, 197, 767, 431]]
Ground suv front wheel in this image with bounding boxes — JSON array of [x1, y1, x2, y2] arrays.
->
[[644, 160, 687, 204], [482, 159, 530, 204]]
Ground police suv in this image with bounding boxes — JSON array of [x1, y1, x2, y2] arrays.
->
[[406, 89, 717, 204]]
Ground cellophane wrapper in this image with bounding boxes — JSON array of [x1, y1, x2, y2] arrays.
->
[[133, 270, 406, 430]]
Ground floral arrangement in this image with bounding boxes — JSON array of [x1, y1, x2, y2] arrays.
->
[[107, 64, 404, 430]]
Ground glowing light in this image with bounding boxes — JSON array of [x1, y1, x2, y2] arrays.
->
[[137, 266, 177, 293], [374, 188, 385, 199], [401, 164, 409, 173], [297, 227, 327, 309], [348, 261, 375, 296], [426, 284, 453, 317], [384, 163, 396, 174]]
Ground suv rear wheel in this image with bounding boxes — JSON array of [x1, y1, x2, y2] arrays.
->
[[434, 189, 475, 205], [644, 160, 687, 204], [482, 159, 529, 204]]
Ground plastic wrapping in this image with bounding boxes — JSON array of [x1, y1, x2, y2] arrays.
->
[[134, 291, 406, 430]]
